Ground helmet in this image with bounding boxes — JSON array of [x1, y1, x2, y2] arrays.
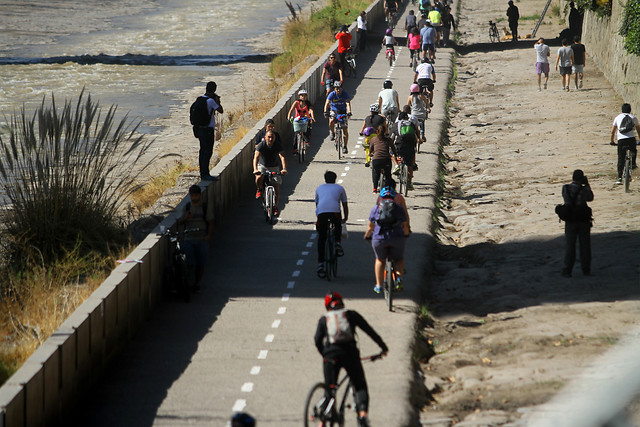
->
[[379, 186, 397, 198], [363, 126, 375, 136], [383, 80, 393, 89], [333, 80, 342, 88], [385, 28, 393, 35], [422, 57, 430, 63], [298, 89, 308, 96], [324, 291, 344, 310], [426, 19, 432, 24], [410, 83, 420, 93], [231, 412, 256, 427], [369, 103, 380, 113]]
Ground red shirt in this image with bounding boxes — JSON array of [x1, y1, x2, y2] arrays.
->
[[336, 32, 352, 53]]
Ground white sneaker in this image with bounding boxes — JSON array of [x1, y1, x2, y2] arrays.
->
[[537, 87, 541, 92], [579, 79, 583, 88]]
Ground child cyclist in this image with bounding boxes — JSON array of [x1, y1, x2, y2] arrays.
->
[[287, 89, 316, 154], [382, 28, 397, 61]]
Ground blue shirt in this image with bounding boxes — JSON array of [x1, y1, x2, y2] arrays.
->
[[420, 26, 436, 45], [327, 90, 351, 112]]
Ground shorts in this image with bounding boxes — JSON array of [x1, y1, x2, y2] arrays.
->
[[183, 240, 208, 267], [417, 78, 434, 92], [422, 43, 435, 53], [536, 62, 550, 74], [372, 237, 406, 261], [572, 64, 584, 74], [381, 107, 398, 121], [559, 66, 572, 76], [258, 164, 283, 184], [330, 110, 349, 128]]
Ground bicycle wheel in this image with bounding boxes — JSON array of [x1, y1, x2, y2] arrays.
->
[[338, 382, 356, 427], [297, 133, 304, 163], [266, 186, 276, 224], [304, 383, 330, 427], [349, 59, 356, 76], [624, 151, 632, 193], [384, 258, 393, 311], [417, 121, 425, 153], [336, 128, 343, 159], [401, 163, 409, 196], [325, 232, 334, 281], [389, 52, 393, 66], [330, 229, 338, 278], [377, 171, 386, 193]]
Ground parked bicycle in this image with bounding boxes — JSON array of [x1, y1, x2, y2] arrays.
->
[[489, 21, 500, 43], [344, 50, 357, 77], [292, 117, 311, 163], [157, 228, 191, 303], [303, 353, 384, 427], [256, 171, 281, 224]]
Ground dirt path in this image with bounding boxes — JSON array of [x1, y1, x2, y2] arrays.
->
[[419, 0, 640, 424]]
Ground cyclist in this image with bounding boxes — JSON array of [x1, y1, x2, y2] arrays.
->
[[335, 25, 352, 68], [364, 186, 410, 293], [407, 27, 422, 66], [368, 123, 399, 193], [428, 5, 443, 46], [392, 110, 418, 190], [378, 80, 400, 125], [179, 184, 214, 292], [314, 291, 388, 427], [384, 0, 399, 24], [360, 104, 387, 167], [414, 57, 436, 107], [255, 118, 284, 148], [323, 81, 353, 154], [407, 83, 430, 141], [253, 130, 287, 215], [287, 89, 316, 154], [315, 171, 349, 278], [376, 178, 410, 230], [382, 28, 397, 62], [320, 54, 344, 96], [420, 20, 437, 63], [405, 9, 418, 37], [361, 126, 377, 168], [230, 412, 256, 427], [610, 103, 639, 184]]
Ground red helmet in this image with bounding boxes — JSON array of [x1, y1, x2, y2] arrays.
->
[[324, 291, 344, 310]]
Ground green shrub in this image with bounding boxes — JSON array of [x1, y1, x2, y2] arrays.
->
[[620, 0, 640, 55], [573, 0, 611, 16], [0, 90, 155, 268]]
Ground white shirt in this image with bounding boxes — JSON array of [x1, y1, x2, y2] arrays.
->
[[378, 88, 399, 112], [357, 15, 367, 30], [534, 43, 550, 63], [415, 62, 434, 79], [613, 113, 639, 140], [204, 95, 220, 128], [315, 183, 347, 215]]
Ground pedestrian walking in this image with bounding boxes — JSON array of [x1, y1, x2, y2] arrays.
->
[[571, 35, 586, 90], [534, 38, 550, 91], [555, 38, 574, 91], [561, 170, 593, 277]]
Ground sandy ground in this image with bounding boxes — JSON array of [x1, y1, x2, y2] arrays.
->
[[418, 0, 640, 425]]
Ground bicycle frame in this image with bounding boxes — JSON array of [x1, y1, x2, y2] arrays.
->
[[259, 171, 280, 224], [623, 147, 633, 193], [335, 114, 348, 159], [383, 257, 396, 311], [324, 221, 338, 281]]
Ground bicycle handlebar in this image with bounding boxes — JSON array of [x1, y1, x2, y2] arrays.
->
[[362, 352, 386, 361]]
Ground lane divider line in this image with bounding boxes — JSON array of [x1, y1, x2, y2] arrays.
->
[[251, 366, 261, 375], [265, 334, 274, 343], [258, 350, 268, 359], [241, 383, 254, 392], [272, 320, 281, 328]]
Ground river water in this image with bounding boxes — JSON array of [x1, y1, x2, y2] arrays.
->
[[0, 0, 305, 134]]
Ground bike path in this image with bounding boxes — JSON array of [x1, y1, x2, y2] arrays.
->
[[70, 6, 455, 426]]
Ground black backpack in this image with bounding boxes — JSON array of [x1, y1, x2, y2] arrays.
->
[[376, 199, 400, 230], [189, 96, 211, 127], [619, 114, 634, 134]]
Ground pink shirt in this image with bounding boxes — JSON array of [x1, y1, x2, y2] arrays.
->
[[408, 33, 421, 50]]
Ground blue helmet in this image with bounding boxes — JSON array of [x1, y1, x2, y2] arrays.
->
[[379, 186, 396, 198]]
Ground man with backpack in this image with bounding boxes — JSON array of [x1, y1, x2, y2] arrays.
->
[[190, 81, 223, 181], [314, 291, 388, 427], [179, 185, 214, 292], [364, 186, 410, 293], [610, 103, 640, 184], [392, 110, 418, 190]]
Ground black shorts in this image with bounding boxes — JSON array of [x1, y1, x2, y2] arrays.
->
[[417, 78, 434, 92]]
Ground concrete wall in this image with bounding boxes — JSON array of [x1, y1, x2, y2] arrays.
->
[[0, 2, 386, 426], [582, 1, 640, 111]]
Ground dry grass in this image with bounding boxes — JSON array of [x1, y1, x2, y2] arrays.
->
[[129, 161, 192, 214]]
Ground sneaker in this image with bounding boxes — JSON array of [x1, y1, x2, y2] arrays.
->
[[395, 276, 404, 291], [579, 79, 583, 88], [201, 174, 219, 181], [632, 164, 638, 170], [372, 188, 378, 193], [407, 183, 414, 190], [392, 165, 401, 175], [364, 161, 370, 167], [537, 87, 541, 92], [330, 132, 335, 141], [342, 146, 348, 154], [373, 284, 381, 294], [566, 86, 570, 92], [317, 264, 327, 278], [543, 82, 547, 89], [305, 141, 311, 148], [358, 416, 370, 427], [615, 178, 623, 184], [255, 189, 262, 199], [335, 243, 344, 257]]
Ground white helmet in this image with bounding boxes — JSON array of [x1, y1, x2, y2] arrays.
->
[[298, 89, 308, 96]]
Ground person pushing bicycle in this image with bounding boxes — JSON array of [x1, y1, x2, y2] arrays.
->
[[314, 292, 388, 427], [315, 171, 349, 278]]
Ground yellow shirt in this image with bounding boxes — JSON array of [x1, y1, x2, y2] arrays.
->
[[428, 10, 442, 24]]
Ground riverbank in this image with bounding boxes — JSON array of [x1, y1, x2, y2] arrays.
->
[[419, 0, 640, 424]]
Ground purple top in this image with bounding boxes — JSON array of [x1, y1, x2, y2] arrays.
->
[[368, 202, 407, 240]]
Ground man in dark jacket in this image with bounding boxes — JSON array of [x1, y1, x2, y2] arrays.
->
[[561, 169, 594, 277], [507, 0, 519, 42]]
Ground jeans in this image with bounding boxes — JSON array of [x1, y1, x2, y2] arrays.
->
[[617, 137, 637, 178], [563, 220, 591, 274], [317, 212, 342, 262], [197, 126, 215, 178], [358, 29, 367, 50]]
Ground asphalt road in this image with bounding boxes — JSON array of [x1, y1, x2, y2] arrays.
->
[[70, 7, 454, 426]]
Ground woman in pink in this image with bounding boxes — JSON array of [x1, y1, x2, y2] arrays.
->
[[407, 27, 421, 66]]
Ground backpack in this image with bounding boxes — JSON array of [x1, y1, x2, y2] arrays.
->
[[325, 308, 354, 344], [619, 114, 634, 134], [398, 120, 416, 138], [555, 189, 592, 222], [376, 199, 400, 230], [189, 96, 211, 127]]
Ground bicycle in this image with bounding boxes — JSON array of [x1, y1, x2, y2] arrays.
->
[[489, 21, 500, 43], [324, 220, 339, 281], [385, 46, 396, 66], [395, 156, 410, 196], [344, 50, 357, 77], [416, 118, 426, 154], [292, 117, 311, 163], [334, 113, 349, 159], [303, 353, 384, 427], [622, 145, 633, 192], [157, 228, 191, 303], [409, 50, 421, 71], [256, 171, 281, 224], [383, 256, 396, 311]]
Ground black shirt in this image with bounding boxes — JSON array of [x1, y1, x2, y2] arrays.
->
[[255, 139, 284, 167], [314, 309, 388, 356], [365, 113, 386, 130]]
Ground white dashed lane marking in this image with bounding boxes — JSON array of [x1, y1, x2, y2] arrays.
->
[[233, 400, 247, 412], [265, 334, 274, 343], [241, 383, 254, 392], [258, 350, 268, 360], [272, 320, 281, 328], [251, 366, 261, 375], [278, 307, 286, 314]]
